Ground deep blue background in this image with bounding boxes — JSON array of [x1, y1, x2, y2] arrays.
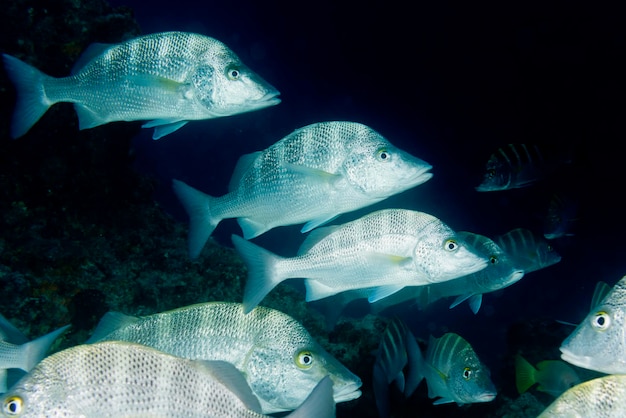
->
[[109, 0, 625, 385]]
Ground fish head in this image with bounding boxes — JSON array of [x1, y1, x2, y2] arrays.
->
[[243, 320, 361, 413], [560, 280, 626, 374], [191, 44, 280, 117], [341, 130, 433, 199], [475, 153, 511, 192], [412, 223, 489, 283], [448, 346, 497, 404]]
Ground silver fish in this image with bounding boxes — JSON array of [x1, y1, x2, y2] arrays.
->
[[0, 341, 336, 418], [560, 275, 626, 374], [475, 143, 571, 192], [538, 374, 626, 418], [3, 31, 280, 139], [85, 301, 360, 413], [0, 315, 69, 393], [372, 317, 422, 418], [495, 227, 561, 273], [173, 121, 433, 258], [232, 208, 489, 313], [419, 332, 497, 405], [371, 231, 525, 314]]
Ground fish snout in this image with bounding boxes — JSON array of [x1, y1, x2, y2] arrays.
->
[[330, 374, 362, 403]]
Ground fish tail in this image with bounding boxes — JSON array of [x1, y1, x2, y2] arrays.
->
[[515, 353, 538, 394], [231, 234, 284, 314], [2, 54, 55, 139], [0, 324, 70, 372], [285, 376, 335, 418], [172, 179, 220, 259]]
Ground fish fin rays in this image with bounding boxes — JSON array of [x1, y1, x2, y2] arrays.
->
[[237, 217, 269, 240], [368, 285, 405, 303], [142, 119, 188, 139], [197, 360, 263, 413], [231, 234, 284, 313], [301, 214, 340, 234], [515, 354, 537, 394], [74, 103, 108, 130], [2, 54, 54, 139], [172, 179, 219, 259], [229, 152, 261, 192], [71, 43, 112, 74], [86, 311, 139, 344], [304, 280, 337, 302], [0, 323, 70, 372]]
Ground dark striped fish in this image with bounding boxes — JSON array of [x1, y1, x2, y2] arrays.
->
[[372, 317, 422, 418], [543, 192, 580, 239], [422, 333, 497, 405], [475, 143, 571, 192], [495, 228, 561, 273]]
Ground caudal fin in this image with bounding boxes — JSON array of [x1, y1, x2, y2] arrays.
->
[[231, 234, 284, 313], [172, 179, 220, 259], [0, 323, 70, 372], [2, 54, 54, 139]]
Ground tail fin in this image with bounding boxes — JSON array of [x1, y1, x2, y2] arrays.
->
[[172, 179, 219, 259], [2, 54, 54, 139], [286, 376, 335, 418], [231, 234, 284, 313], [0, 323, 70, 372], [515, 354, 538, 394]]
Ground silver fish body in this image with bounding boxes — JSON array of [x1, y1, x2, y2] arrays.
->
[[3, 31, 280, 139], [560, 275, 626, 374], [173, 121, 433, 258], [232, 208, 489, 313], [371, 231, 525, 314], [0, 341, 335, 418], [421, 333, 497, 405], [85, 301, 360, 413], [538, 374, 626, 418], [475, 143, 571, 192]]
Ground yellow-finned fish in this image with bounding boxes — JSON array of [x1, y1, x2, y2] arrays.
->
[[3, 31, 280, 140], [173, 121, 433, 259], [538, 374, 626, 418], [515, 354, 581, 397], [85, 301, 360, 414], [0, 341, 336, 418]]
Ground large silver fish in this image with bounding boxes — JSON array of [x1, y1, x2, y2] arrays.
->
[[0, 341, 336, 418], [475, 143, 571, 192], [2, 31, 280, 140], [85, 301, 360, 413], [419, 332, 497, 405], [173, 121, 433, 258], [371, 231, 525, 314], [232, 208, 489, 313], [560, 275, 626, 374], [538, 374, 626, 418]]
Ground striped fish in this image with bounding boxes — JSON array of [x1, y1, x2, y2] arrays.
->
[[495, 227, 561, 274], [372, 317, 422, 418], [422, 333, 497, 405], [475, 143, 571, 192]]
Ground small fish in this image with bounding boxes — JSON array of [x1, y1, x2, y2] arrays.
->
[[419, 332, 497, 405], [232, 208, 489, 313], [543, 192, 580, 239], [3, 31, 280, 140], [495, 227, 561, 273], [372, 317, 422, 418], [85, 301, 360, 413], [538, 374, 626, 418], [0, 314, 70, 393], [0, 341, 336, 418], [515, 354, 581, 397], [475, 143, 571, 192], [173, 121, 433, 258], [560, 275, 626, 374], [372, 231, 525, 314]]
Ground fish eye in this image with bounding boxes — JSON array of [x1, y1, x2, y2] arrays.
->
[[592, 311, 611, 330], [444, 239, 458, 252], [226, 65, 241, 80], [462, 367, 472, 380], [295, 351, 314, 369], [376, 148, 391, 162], [487, 168, 496, 178], [3, 396, 23, 416], [489, 255, 498, 264]]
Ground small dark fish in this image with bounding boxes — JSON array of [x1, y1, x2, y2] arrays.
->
[[476, 143, 572, 192], [495, 227, 561, 273], [543, 192, 580, 239]]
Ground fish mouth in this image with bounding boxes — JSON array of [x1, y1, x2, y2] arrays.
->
[[476, 392, 497, 402], [332, 381, 362, 403], [560, 349, 595, 370], [406, 165, 433, 187]]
